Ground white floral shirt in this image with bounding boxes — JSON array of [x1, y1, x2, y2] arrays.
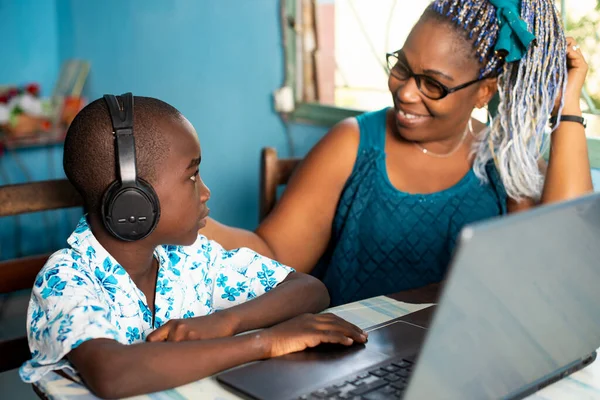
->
[[20, 216, 293, 383]]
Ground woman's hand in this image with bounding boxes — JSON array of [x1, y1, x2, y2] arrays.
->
[[553, 36, 588, 115]]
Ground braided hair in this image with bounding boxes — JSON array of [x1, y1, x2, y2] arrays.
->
[[424, 0, 567, 200]]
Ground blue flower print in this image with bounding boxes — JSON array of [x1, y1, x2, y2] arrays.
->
[[102, 257, 126, 275], [191, 261, 202, 271], [156, 279, 172, 295], [221, 286, 240, 302], [57, 315, 74, 342], [167, 297, 175, 316], [40, 276, 68, 299], [105, 328, 120, 338], [93, 257, 127, 300], [82, 305, 104, 313], [72, 339, 87, 349], [183, 310, 195, 319], [236, 281, 248, 294], [138, 300, 152, 324], [41, 326, 51, 340], [257, 264, 277, 291], [270, 259, 286, 269], [74, 221, 88, 234], [168, 252, 181, 265], [197, 242, 213, 262], [126, 327, 141, 344], [44, 268, 59, 281], [34, 274, 44, 288], [200, 269, 213, 287], [221, 249, 239, 259], [167, 252, 182, 276], [72, 275, 86, 286], [164, 245, 179, 254], [86, 246, 96, 260], [94, 268, 119, 301], [216, 274, 228, 288], [247, 291, 257, 300], [31, 307, 44, 326]]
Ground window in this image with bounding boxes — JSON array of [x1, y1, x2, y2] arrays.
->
[[559, 0, 600, 113], [284, 0, 600, 131]]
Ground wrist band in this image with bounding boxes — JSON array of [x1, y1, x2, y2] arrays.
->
[[549, 114, 587, 128]]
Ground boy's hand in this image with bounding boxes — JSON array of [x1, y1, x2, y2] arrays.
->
[[261, 313, 368, 358], [146, 312, 238, 342]]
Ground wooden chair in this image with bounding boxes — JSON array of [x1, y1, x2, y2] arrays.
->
[[259, 147, 301, 222], [0, 179, 83, 373]]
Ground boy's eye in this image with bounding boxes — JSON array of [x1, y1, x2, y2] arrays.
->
[[190, 169, 199, 182]]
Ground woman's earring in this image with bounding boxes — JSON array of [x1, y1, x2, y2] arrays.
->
[[484, 105, 493, 126]]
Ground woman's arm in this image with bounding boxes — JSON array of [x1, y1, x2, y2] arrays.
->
[[541, 38, 593, 204], [202, 218, 275, 257], [202, 118, 361, 273], [509, 37, 592, 213]]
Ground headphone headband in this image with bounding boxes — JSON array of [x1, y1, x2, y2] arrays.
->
[[103, 93, 136, 185]]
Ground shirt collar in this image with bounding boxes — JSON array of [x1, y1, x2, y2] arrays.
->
[[67, 215, 168, 273]]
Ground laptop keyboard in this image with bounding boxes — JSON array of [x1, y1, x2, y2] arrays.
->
[[295, 358, 414, 400]]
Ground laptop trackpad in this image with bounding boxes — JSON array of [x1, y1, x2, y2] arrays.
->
[[365, 318, 427, 358], [218, 321, 426, 400]]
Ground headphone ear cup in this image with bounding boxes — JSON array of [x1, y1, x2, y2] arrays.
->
[[101, 180, 121, 236], [137, 178, 161, 218], [101, 180, 160, 241]]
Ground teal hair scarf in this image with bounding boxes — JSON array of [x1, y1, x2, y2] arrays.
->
[[488, 0, 536, 62]]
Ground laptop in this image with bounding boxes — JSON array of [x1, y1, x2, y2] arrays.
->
[[217, 193, 600, 400]]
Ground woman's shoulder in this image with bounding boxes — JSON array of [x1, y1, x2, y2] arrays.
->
[[317, 107, 390, 156], [310, 115, 361, 164]]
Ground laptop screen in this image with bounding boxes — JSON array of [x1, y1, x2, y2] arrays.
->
[[405, 194, 600, 399]]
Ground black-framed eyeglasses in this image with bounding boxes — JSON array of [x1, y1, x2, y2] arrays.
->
[[386, 52, 484, 100]]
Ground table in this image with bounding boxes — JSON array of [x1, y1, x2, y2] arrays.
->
[[33, 294, 600, 400]]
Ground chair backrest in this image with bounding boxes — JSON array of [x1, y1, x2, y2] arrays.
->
[[259, 147, 301, 222], [0, 179, 83, 373]]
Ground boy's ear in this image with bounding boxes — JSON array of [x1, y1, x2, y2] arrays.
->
[[476, 77, 498, 109]]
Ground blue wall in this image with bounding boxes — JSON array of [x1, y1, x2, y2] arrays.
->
[[0, 0, 59, 96], [55, 0, 294, 230]]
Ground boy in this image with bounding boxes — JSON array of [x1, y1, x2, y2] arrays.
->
[[20, 94, 367, 399]]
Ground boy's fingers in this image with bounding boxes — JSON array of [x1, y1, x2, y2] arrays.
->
[[330, 323, 367, 343], [318, 313, 360, 327], [319, 330, 354, 346], [146, 326, 169, 342], [167, 327, 187, 342], [315, 317, 367, 342]]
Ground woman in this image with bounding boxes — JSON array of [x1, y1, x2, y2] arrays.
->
[[203, 0, 592, 305]]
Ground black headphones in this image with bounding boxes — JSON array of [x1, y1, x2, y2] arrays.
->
[[101, 93, 160, 241]]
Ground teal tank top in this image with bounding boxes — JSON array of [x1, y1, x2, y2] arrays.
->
[[314, 108, 507, 306]]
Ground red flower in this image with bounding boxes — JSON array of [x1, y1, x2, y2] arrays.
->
[[25, 83, 40, 97]]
